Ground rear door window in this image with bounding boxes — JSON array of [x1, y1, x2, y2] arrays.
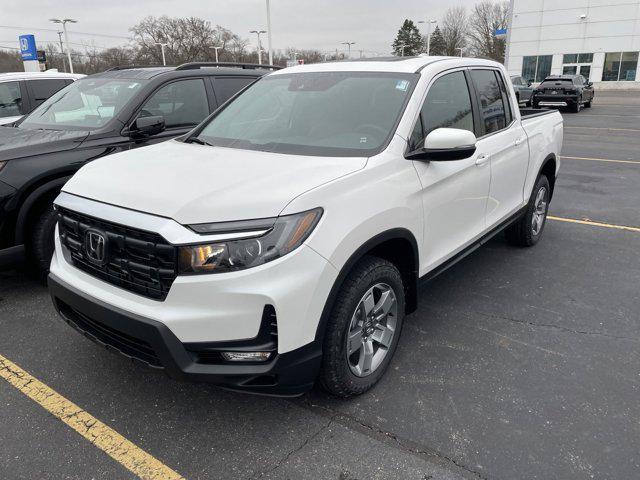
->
[[140, 79, 209, 128], [470, 70, 507, 136], [213, 77, 257, 105], [27, 79, 70, 108], [0, 81, 23, 118]]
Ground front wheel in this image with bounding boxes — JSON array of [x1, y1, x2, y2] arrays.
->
[[505, 175, 551, 247], [320, 256, 405, 397], [28, 199, 58, 280]]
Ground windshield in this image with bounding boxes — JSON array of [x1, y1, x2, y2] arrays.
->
[[20, 77, 147, 130], [194, 72, 417, 156]]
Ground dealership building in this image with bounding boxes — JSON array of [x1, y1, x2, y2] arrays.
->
[[505, 0, 640, 87]]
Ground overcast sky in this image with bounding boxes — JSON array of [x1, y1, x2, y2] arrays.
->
[[1, 0, 480, 57]]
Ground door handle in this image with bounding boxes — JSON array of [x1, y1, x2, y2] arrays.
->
[[515, 138, 525, 147], [475, 154, 490, 166]]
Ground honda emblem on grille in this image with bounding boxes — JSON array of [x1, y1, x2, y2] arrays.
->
[[85, 230, 107, 265]]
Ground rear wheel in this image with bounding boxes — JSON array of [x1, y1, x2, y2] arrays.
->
[[505, 175, 551, 247], [320, 256, 405, 397], [571, 100, 581, 113], [584, 99, 592, 108]]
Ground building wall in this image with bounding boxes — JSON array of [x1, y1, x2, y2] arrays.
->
[[506, 0, 640, 87]]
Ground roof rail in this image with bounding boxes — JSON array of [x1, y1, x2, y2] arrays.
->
[[105, 65, 165, 71], [175, 62, 282, 71]]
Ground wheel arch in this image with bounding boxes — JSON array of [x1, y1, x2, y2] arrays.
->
[[539, 154, 557, 199], [14, 176, 70, 245], [314, 228, 419, 344]]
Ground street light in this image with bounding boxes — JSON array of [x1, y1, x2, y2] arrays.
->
[[49, 18, 77, 73], [209, 45, 222, 63], [341, 41, 356, 58], [265, 0, 273, 65], [456, 47, 464, 57], [418, 19, 437, 56], [154, 42, 168, 66], [250, 30, 267, 64]]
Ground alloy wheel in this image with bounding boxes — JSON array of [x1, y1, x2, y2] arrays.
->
[[531, 186, 548, 236], [346, 283, 398, 377]]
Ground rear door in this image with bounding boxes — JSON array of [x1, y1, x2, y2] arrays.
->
[[469, 68, 529, 227], [410, 69, 491, 271], [211, 76, 258, 106]]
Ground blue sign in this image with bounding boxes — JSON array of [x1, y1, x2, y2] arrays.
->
[[494, 28, 508, 37], [19, 34, 37, 61]]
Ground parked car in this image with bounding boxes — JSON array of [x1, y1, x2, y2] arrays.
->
[[48, 57, 563, 397], [510, 75, 533, 106], [0, 70, 85, 126], [0, 62, 274, 274], [532, 74, 595, 112]]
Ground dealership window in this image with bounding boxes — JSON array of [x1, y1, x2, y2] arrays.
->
[[522, 55, 552, 83], [562, 53, 593, 80], [603, 52, 639, 81]]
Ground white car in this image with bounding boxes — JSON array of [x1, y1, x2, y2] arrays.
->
[[0, 70, 84, 126], [49, 57, 563, 397]]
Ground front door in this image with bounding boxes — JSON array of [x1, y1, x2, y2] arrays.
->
[[409, 69, 491, 272], [128, 78, 212, 149]]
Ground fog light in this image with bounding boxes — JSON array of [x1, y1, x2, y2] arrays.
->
[[221, 351, 272, 362]]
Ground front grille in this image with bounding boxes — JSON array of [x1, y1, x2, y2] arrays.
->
[[57, 207, 177, 300], [56, 299, 162, 368]]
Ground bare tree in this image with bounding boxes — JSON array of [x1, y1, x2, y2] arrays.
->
[[468, 1, 510, 61], [441, 7, 468, 56]]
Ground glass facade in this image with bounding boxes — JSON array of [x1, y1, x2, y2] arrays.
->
[[522, 55, 553, 83], [603, 52, 639, 81]]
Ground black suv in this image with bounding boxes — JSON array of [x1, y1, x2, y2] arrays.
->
[[532, 74, 595, 113], [0, 62, 275, 275]]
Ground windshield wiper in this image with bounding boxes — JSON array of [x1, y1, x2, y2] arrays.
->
[[185, 137, 213, 146]]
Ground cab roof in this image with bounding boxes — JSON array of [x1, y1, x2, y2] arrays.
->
[[270, 56, 504, 75]]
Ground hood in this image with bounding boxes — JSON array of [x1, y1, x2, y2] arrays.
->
[[0, 126, 88, 161], [63, 140, 367, 224]]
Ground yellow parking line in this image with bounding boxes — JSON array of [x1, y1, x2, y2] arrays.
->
[[548, 216, 640, 233], [0, 354, 184, 480], [561, 155, 640, 165]]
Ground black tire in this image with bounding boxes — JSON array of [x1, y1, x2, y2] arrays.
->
[[505, 175, 551, 247], [571, 100, 581, 113], [532, 101, 539, 109], [319, 256, 405, 397], [584, 100, 592, 108], [28, 197, 58, 280]]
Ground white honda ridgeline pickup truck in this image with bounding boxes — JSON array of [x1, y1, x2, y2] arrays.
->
[[49, 57, 563, 397]]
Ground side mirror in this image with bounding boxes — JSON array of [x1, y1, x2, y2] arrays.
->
[[587, 81, 593, 87], [527, 81, 532, 87], [131, 115, 165, 137], [406, 128, 477, 162]]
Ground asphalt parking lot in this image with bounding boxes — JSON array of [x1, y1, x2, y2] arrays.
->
[[1, 90, 639, 480]]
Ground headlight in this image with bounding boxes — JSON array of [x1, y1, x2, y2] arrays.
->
[[178, 208, 323, 274]]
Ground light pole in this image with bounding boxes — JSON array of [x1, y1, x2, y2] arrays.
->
[[265, 0, 273, 65], [56, 31, 66, 72], [397, 43, 407, 56], [456, 47, 464, 57], [418, 19, 437, 55], [250, 30, 267, 64], [341, 41, 356, 58], [210, 45, 222, 63], [154, 42, 168, 66], [49, 18, 77, 73]]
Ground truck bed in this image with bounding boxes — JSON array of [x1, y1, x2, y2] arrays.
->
[[519, 107, 556, 119]]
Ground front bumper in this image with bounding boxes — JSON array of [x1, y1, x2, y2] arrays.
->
[[49, 273, 322, 396]]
